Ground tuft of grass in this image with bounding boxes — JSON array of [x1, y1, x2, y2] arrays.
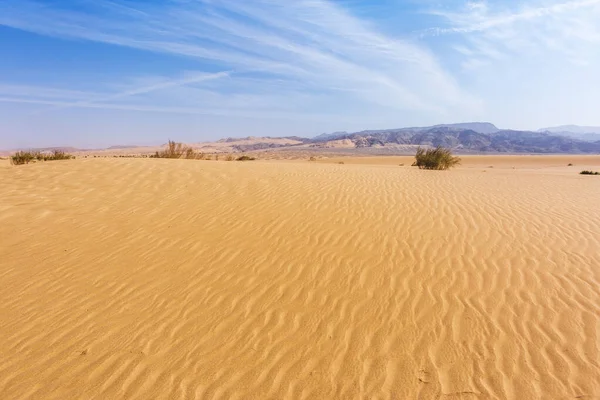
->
[[237, 155, 256, 161], [580, 170, 600, 175], [413, 146, 461, 170]]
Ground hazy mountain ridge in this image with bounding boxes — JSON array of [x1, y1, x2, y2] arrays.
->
[[538, 125, 600, 142], [308, 123, 600, 153], [4, 123, 600, 155]]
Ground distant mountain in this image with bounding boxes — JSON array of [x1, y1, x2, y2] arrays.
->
[[538, 125, 600, 142], [313, 131, 349, 141], [107, 145, 142, 150], [311, 125, 600, 153], [540, 125, 600, 134]]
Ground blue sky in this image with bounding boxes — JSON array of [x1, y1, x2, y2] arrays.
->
[[1, 0, 600, 148]]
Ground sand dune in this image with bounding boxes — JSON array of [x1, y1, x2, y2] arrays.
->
[[1, 158, 599, 399]]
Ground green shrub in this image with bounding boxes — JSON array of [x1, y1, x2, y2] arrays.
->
[[580, 170, 600, 175], [10, 149, 74, 165], [414, 146, 461, 170], [10, 151, 35, 165], [44, 150, 74, 161]]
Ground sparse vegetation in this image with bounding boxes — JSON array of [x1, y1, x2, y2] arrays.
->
[[151, 140, 205, 160], [45, 150, 74, 161], [237, 155, 256, 161], [224, 154, 236, 161], [580, 170, 600, 175], [568, 163, 574, 166], [309, 156, 317, 162], [10, 149, 74, 165], [338, 161, 345, 164], [10, 151, 35, 165], [413, 146, 461, 170]]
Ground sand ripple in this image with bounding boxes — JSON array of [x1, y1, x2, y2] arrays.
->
[[0, 158, 599, 399]]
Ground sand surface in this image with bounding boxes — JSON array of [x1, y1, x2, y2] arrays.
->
[[1, 157, 599, 399]]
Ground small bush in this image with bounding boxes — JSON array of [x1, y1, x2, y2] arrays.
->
[[338, 161, 345, 164], [11, 151, 35, 165], [45, 150, 74, 161], [152, 140, 204, 160], [223, 154, 236, 161], [568, 163, 574, 166], [580, 170, 600, 175], [237, 155, 256, 161], [10, 149, 74, 165], [414, 146, 461, 170], [309, 156, 317, 162]]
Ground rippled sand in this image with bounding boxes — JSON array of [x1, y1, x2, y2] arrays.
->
[[1, 157, 599, 399]]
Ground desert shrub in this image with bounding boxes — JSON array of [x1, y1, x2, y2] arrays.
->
[[413, 146, 461, 170], [10, 151, 35, 165], [309, 156, 317, 162], [45, 150, 74, 161], [580, 170, 600, 175], [568, 163, 574, 166], [237, 155, 256, 161], [185, 147, 196, 159], [152, 140, 204, 160], [223, 154, 236, 161], [153, 140, 186, 158], [338, 161, 345, 164]]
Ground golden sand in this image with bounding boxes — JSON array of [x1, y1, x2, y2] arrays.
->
[[1, 157, 599, 399]]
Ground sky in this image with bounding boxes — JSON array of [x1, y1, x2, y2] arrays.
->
[[1, 0, 600, 148]]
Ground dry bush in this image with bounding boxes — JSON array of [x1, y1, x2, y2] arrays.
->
[[309, 156, 317, 162], [152, 140, 204, 160], [224, 154, 236, 161], [580, 170, 600, 175], [237, 155, 256, 161], [413, 146, 461, 170]]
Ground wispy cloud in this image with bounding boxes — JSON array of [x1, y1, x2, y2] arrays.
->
[[420, 0, 600, 37], [40, 71, 230, 113], [419, 0, 600, 69], [0, 0, 478, 119]]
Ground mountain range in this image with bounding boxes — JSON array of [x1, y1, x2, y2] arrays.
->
[[4, 123, 600, 155], [309, 123, 600, 154], [537, 125, 600, 142]]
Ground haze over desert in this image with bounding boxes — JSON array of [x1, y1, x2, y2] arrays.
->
[[1, 156, 599, 399]]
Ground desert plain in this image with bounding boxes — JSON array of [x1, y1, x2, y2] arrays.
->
[[1, 155, 599, 399]]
